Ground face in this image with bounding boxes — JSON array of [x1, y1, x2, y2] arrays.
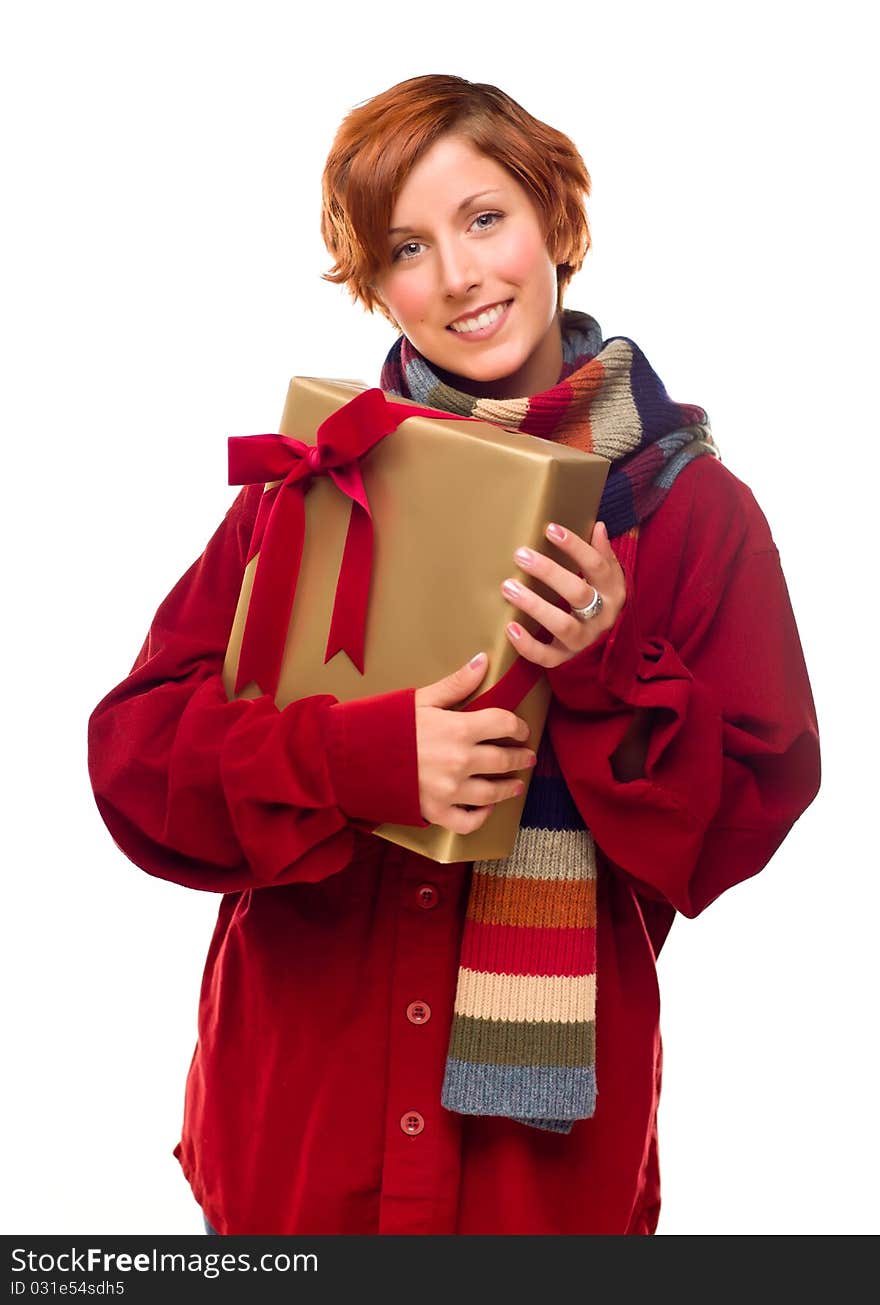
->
[[372, 133, 563, 399]]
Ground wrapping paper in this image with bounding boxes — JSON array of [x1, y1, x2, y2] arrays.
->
[[223, 377, 609, 862]]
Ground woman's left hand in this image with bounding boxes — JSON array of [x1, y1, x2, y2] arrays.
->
[[501, 520, 626, 668]]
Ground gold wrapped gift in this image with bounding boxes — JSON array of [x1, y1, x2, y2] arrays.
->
[[223, 377, 609, 863]]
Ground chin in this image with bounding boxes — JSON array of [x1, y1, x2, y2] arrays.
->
[[449, 350, 526, 384], [456, 366, 513, 387]]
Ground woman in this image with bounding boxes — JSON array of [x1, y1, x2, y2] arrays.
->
[[87, 75, 820, 1235]]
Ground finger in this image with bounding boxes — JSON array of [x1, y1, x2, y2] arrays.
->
[[459, 776, 526, 806], [508, 558, 593, 611], [514, 541, 605, 609], [471, 743, 537, 775], [543, 522, 605, 573], [590, 520, 610, 552], [501, 577, 591, 646], [443, 804, 495, 835], [505, 620, 568, 668], [463, 709, 530, 744], [417, 650, 489, 709]]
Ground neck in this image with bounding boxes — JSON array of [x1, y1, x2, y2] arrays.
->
[[430, 310, 564, 400]]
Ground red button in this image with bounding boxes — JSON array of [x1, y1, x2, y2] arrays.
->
[[400, 1111, 425, 1136], [416, 883, 440, 909], [406, 1001, 431, 1024]]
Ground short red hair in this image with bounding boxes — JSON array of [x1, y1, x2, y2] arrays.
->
[[320, 74, 592, 328]]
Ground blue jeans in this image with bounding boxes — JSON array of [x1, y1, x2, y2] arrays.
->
[[203, 1213, 218, 1235]]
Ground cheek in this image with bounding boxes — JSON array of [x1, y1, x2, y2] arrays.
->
[[498, 230, 554, 291], [381, 277, 432, 325]]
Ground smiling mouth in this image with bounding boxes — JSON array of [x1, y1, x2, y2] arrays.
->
[[446, 299, 513, 337]]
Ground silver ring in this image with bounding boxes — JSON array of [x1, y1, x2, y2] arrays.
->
[[570, 587, 603, 621]]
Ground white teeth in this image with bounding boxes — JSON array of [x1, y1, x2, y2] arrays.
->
[[449, 300, 510, 333]]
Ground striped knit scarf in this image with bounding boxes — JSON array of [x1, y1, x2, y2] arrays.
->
[[380, 308, 716, 1133]]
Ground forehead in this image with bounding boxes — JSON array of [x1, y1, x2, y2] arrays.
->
[[390, 135, 520, 218]]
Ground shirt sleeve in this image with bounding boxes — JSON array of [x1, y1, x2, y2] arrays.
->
[[546, 474, 821, 919], [87, 486, 430, 895]]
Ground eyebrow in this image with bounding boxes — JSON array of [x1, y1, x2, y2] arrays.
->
[[388, 189, 503, 237]]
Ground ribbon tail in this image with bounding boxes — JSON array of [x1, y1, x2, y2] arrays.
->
[[324, 501, 373, 673], [235, 484, 307, 698], [463, 655, 545, 714], [464, 597, 570, 710], [243, 484, 276, 566]]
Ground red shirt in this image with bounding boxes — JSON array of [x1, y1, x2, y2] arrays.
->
[[87, 454, 820, 1235]]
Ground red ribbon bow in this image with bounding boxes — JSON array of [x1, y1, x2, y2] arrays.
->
[[228, 387, 487, 698]]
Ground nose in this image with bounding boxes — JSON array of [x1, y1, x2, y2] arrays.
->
[[437, 235, 480, 301]]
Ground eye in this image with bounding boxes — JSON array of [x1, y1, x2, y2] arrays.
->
[[472, 211, 503, 232], [390, 212, 503, 263], [392, 240, 424, 263]]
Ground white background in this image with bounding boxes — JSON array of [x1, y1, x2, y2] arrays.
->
[[2, 0, 876, 1236]]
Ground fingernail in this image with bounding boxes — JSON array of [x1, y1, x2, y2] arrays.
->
[[502, 579, 521, 598], [546, 523, 565, 541], [507, 623, 522, 639], [469, 651, 486, 667], [596, 520, 607, 539], [514, 547, 533, 565]]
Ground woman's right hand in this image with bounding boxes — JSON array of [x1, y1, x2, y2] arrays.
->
[[414, 652, 536, 834]]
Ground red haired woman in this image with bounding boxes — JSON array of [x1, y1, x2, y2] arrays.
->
[[88, 75, 820, 1235]]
